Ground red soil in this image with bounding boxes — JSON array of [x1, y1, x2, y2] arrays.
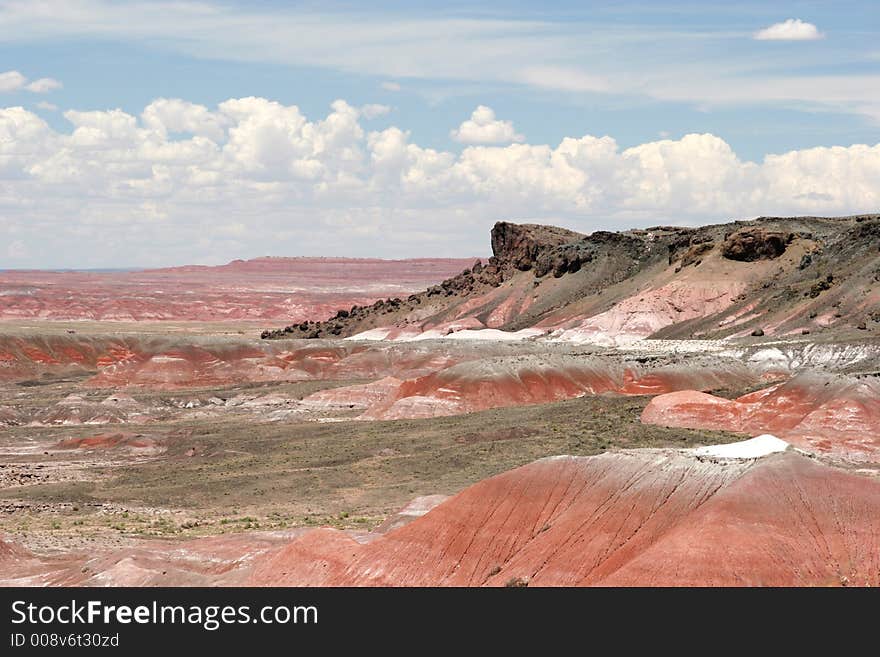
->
[[87, 342, 473, 389], [641, 373, 880, 462], [598, 453, 880, 585], [0, 532, 306, 586], [355, 357, 756, 420], [302, 376, 404, 409], [4, 449, 877, 586], [451, 275, 539, 328], [0, 257, 475, 323], [0, 335, 149, 382], [247, 450, 880, 586], [567, 280, 744, 340], [0, 335, 475, 388]]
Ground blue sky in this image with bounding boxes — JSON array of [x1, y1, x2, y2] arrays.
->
[[6, 1, 879, 157], [1, 1, 878, 267]]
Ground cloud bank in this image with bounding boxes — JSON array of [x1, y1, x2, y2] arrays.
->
[[0, 97, 877, 267]]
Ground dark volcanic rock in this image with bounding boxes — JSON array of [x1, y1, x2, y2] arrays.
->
[[809, 275, 834, 298], [490, 222, 584, 271], [721, 228, 793, 262], [680, 242, 715, 267], [533, 243, 594, 278]]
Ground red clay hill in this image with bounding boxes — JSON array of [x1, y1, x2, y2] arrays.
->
[[249, 448, 880, 587], [4, 444, 878, 586], [642, 372, 880, 463]]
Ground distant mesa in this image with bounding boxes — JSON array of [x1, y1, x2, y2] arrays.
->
[[0, 257, 477, 323]]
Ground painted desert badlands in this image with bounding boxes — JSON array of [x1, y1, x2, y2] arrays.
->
[[2, 216, 880, 586]]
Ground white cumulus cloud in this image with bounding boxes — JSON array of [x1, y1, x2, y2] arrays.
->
[[0, 95, 877, 267], [754, 19, 824, 41], [142, 98, 227, 141], [450, 106, 524, 145]]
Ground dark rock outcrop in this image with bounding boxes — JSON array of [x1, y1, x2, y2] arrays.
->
[[721, 227, 793, 262], [680, 241, 715, 267], [490, 222, 584, 271], [533, 243, 594, 278], [809, 274, 834, 298]]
